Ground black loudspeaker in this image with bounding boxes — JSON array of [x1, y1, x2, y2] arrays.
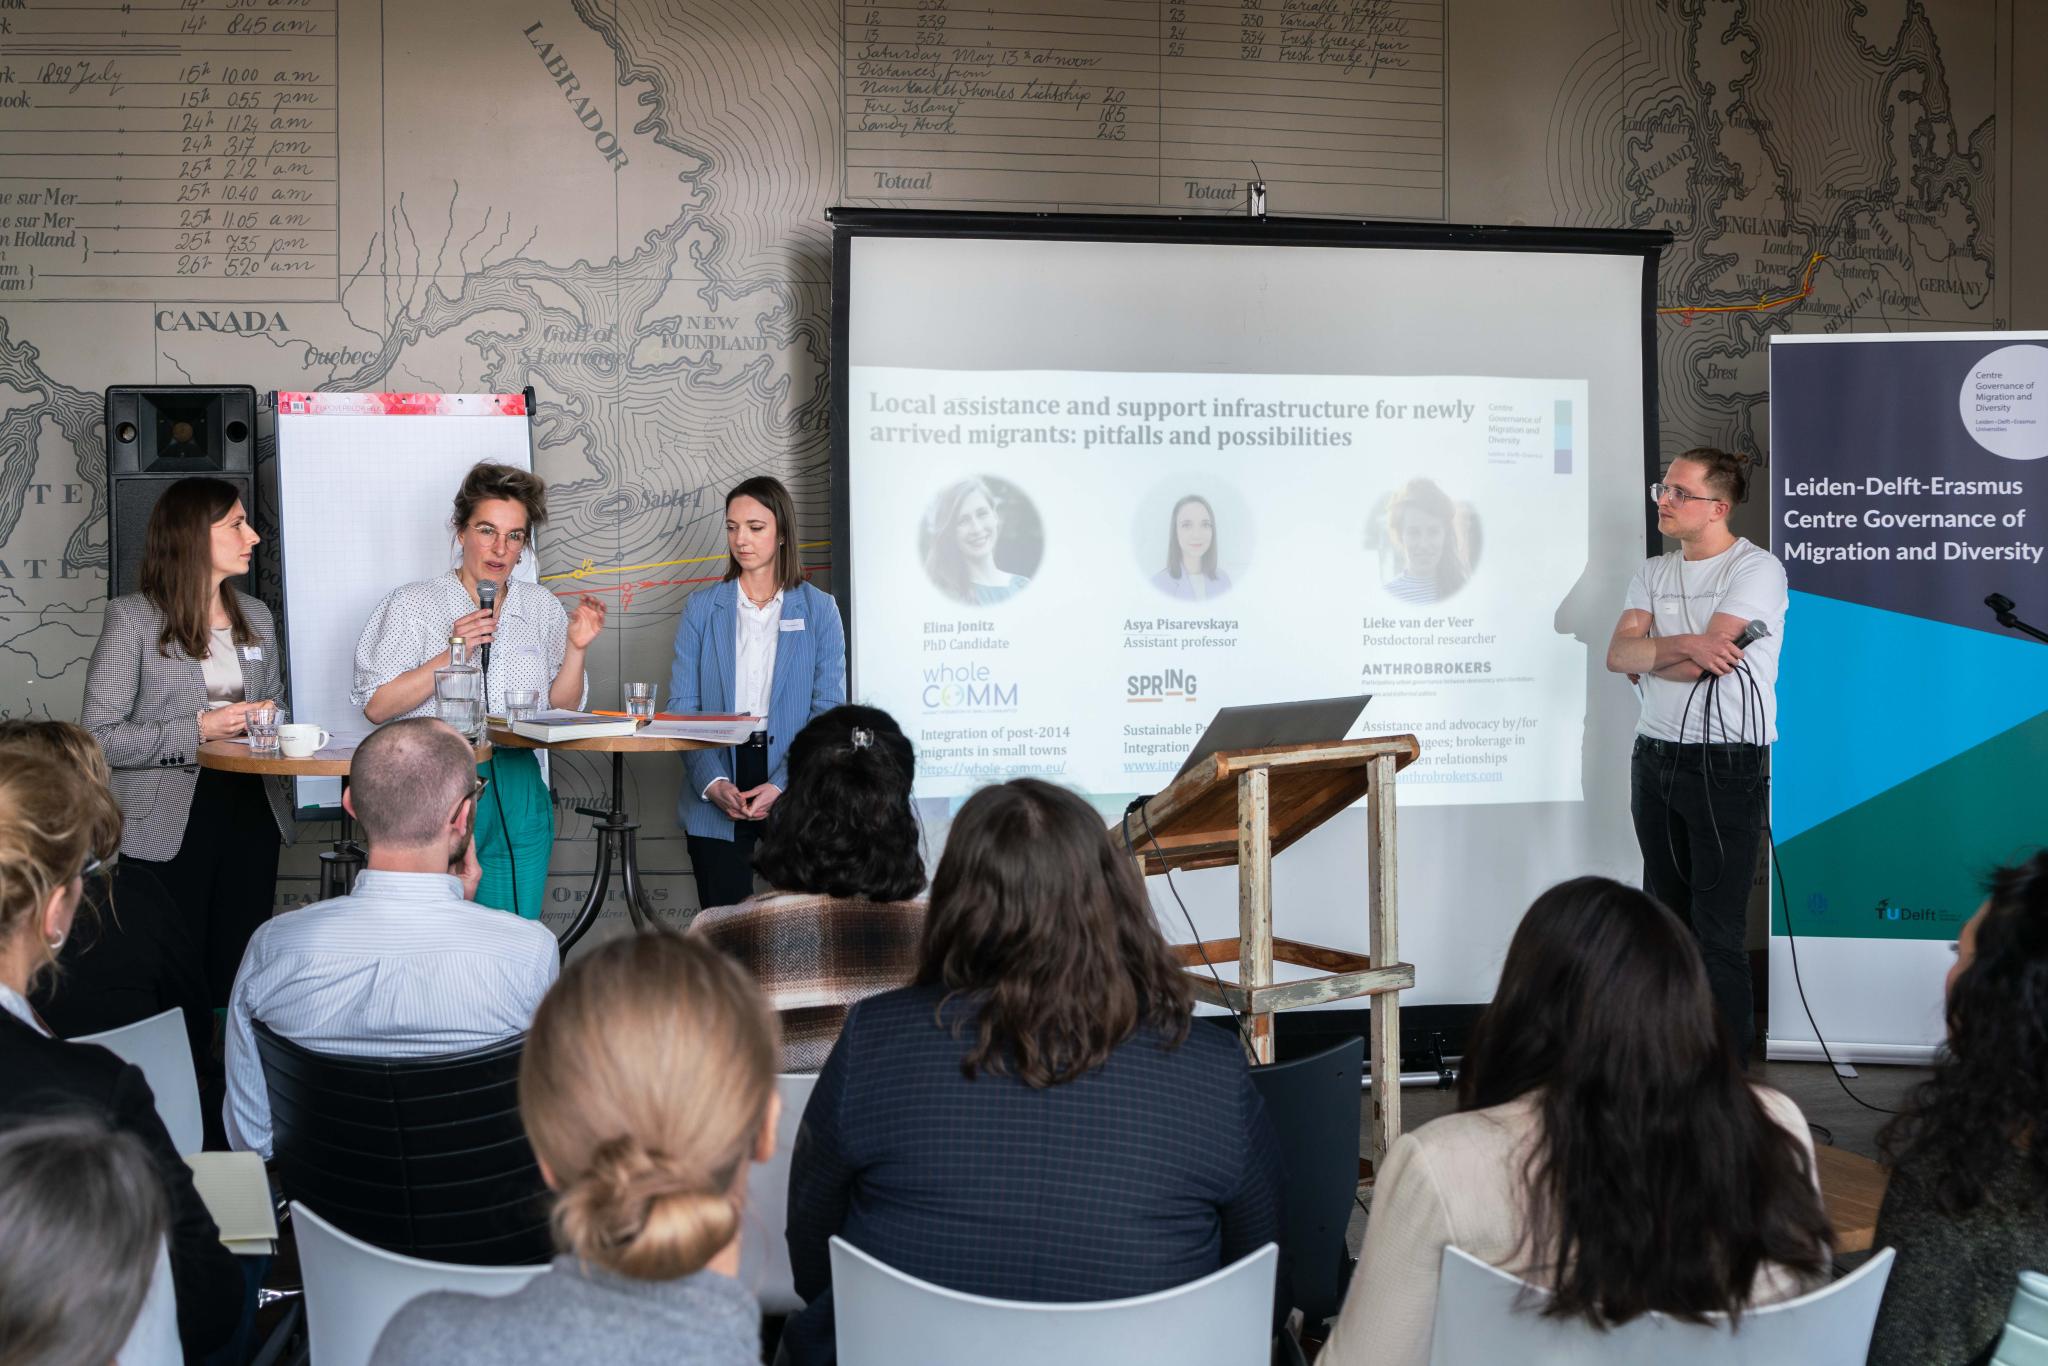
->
[[105, 386, 259, 598]]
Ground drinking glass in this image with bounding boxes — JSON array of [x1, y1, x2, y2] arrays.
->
[[504, 688, 541, 723], [246, 702, 280, 755], [625, 681, 658, 721]]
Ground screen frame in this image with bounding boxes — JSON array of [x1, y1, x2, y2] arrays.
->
[[827, 208, 1670, 649]]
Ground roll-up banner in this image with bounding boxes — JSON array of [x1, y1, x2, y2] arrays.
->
[[1768, 333, 2048, 1063]]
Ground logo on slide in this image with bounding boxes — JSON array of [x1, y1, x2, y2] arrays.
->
[[922, 662, 1019, 712], [1126, 669, 1198, 703]]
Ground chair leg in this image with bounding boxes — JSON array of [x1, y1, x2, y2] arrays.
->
[[245, 1298, 305, 1366]]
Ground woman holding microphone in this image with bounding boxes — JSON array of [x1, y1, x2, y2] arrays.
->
[[671, 475, 846, 911], [354, 463, 606, 920], [81, 476, 293, 1004]]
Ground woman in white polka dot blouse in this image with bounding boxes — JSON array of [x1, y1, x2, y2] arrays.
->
[[351, 463, 606, 920]]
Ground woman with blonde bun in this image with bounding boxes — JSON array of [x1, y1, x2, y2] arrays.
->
[[371, 930, 780, 1366]]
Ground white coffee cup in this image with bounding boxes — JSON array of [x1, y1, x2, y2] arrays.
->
[[277, 724, 332, 759]]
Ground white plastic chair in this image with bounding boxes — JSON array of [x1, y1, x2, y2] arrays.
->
[[738, 1071, 818, 1315], [76, 1009, 203, 1156], [1427, 1244, 1896, 1365], [114, 1237, 178, 1366], [292, 1201, 543, 1366], [830, 1236, 1278, 1366], [1991, 1269, 2048, 1365]]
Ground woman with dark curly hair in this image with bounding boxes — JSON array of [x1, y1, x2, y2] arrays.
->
[[690, 705, 926, 1070], [780, 777, 1281, 1366], [1868, 852, 2048, 1365]]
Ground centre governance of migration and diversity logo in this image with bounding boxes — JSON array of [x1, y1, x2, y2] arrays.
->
[[1126, 668, 1199, 703], [922, 662, 1019, 712]]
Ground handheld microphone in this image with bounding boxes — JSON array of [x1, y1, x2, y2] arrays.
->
[[476, 579, 496, 675], [1988, 592, 2018, 621], [1731, 619, 1769, 650]]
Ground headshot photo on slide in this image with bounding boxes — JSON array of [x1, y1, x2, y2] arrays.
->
[[921, 475, 1043, 607], [1368, 477, 1482, 606], [1134, 481, 1249, 602]]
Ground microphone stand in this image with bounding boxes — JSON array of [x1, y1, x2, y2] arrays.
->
[[1986, 593, 2048, 646]]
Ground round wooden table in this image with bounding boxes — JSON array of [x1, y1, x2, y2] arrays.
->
[[199, 737, 495, 897], [486, 728, 727, 952]]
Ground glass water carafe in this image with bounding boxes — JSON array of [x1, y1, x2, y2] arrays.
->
[[434, 635, 484, 740]]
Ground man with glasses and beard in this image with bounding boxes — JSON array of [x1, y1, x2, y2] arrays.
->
[[1605, 447, 1785, 1065], [223, 718, 559, 1158]]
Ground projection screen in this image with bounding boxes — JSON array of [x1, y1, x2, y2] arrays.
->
[[832, 211, 1666, 1009]]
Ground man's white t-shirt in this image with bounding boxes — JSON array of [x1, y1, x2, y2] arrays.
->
[[1623, 537, 1788, 744]]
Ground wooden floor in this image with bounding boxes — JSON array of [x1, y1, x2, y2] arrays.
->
[[1813, 1142, 1889, 1254]]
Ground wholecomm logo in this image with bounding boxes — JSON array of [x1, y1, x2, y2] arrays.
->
[[1127, 668, 1198, 702], [922, 662, 1018, 710]]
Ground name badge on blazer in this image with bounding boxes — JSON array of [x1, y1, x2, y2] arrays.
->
[[240, 645, 264, 661], [779, 619, 805, 632]]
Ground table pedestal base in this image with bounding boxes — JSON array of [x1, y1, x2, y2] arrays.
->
[[316, 813, 365, 901], [555, 752, 657, 955]]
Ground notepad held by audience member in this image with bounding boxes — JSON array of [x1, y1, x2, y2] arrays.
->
[[184, 1151, 278, 1254]]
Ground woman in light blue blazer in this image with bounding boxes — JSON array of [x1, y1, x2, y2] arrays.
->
[[671, 476, 847, 911]]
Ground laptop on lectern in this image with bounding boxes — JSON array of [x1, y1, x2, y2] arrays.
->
[[1172, 694, 1372, 782]]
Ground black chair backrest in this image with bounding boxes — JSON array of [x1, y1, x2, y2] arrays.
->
[[1251, 1035, 1365, 1326], [253, 1020, 553, 1265]]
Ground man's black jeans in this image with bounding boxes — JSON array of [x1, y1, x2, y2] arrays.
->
[[1630, 736, 1767, 1062]]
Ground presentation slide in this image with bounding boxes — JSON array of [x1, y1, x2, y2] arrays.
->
[[838, 228, 1655, 1006], [851, 367, 1588, 807]]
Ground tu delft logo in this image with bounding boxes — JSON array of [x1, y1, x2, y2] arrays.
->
[[1874, 898, 1956, 925]]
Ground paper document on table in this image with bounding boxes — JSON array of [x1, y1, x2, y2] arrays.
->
[[184, 1151, 277, 1250], [638, 716, 763, 744]]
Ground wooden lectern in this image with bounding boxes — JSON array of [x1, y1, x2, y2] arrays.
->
[[1112, 734, 1420, 1169]]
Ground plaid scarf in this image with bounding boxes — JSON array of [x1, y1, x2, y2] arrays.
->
[[693, 891, 927, 1071]]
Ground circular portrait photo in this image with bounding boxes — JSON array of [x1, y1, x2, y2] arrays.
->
[[1132, 482, 1250, 603], [920, 475, 1043, 607], [1366, 478, 1482, 606]]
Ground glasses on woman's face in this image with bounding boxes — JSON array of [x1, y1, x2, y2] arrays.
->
[[468, 522, 529, 548], [80, 850, 118, 882], [1649, 482, 1722, 507]]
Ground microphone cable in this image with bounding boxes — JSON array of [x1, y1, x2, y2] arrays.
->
[[479, 640, 521, 920], [1729, 663, 1895, 1116]]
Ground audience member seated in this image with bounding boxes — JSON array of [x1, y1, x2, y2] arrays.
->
[[781, 777, 1283, 1366], [370, 929, 780, 1366], [1868, 852, 2048, 1366], [692, 704, 927, 1070], [1318, 877, 1832, 1365], [0, 1115, 176, 1364], [224, 717, 559, 1159], [0, 746, 243, 1358], [0, 720, 217, 1130]]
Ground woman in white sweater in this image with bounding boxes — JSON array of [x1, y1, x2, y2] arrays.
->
[[1320, 877, 1832, 1365]]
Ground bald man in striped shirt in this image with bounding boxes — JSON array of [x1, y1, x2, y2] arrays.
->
[[223, 719, 558, 1158]]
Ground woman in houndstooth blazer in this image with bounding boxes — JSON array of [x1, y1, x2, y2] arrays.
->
[[81, 477, 292, 1005]]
